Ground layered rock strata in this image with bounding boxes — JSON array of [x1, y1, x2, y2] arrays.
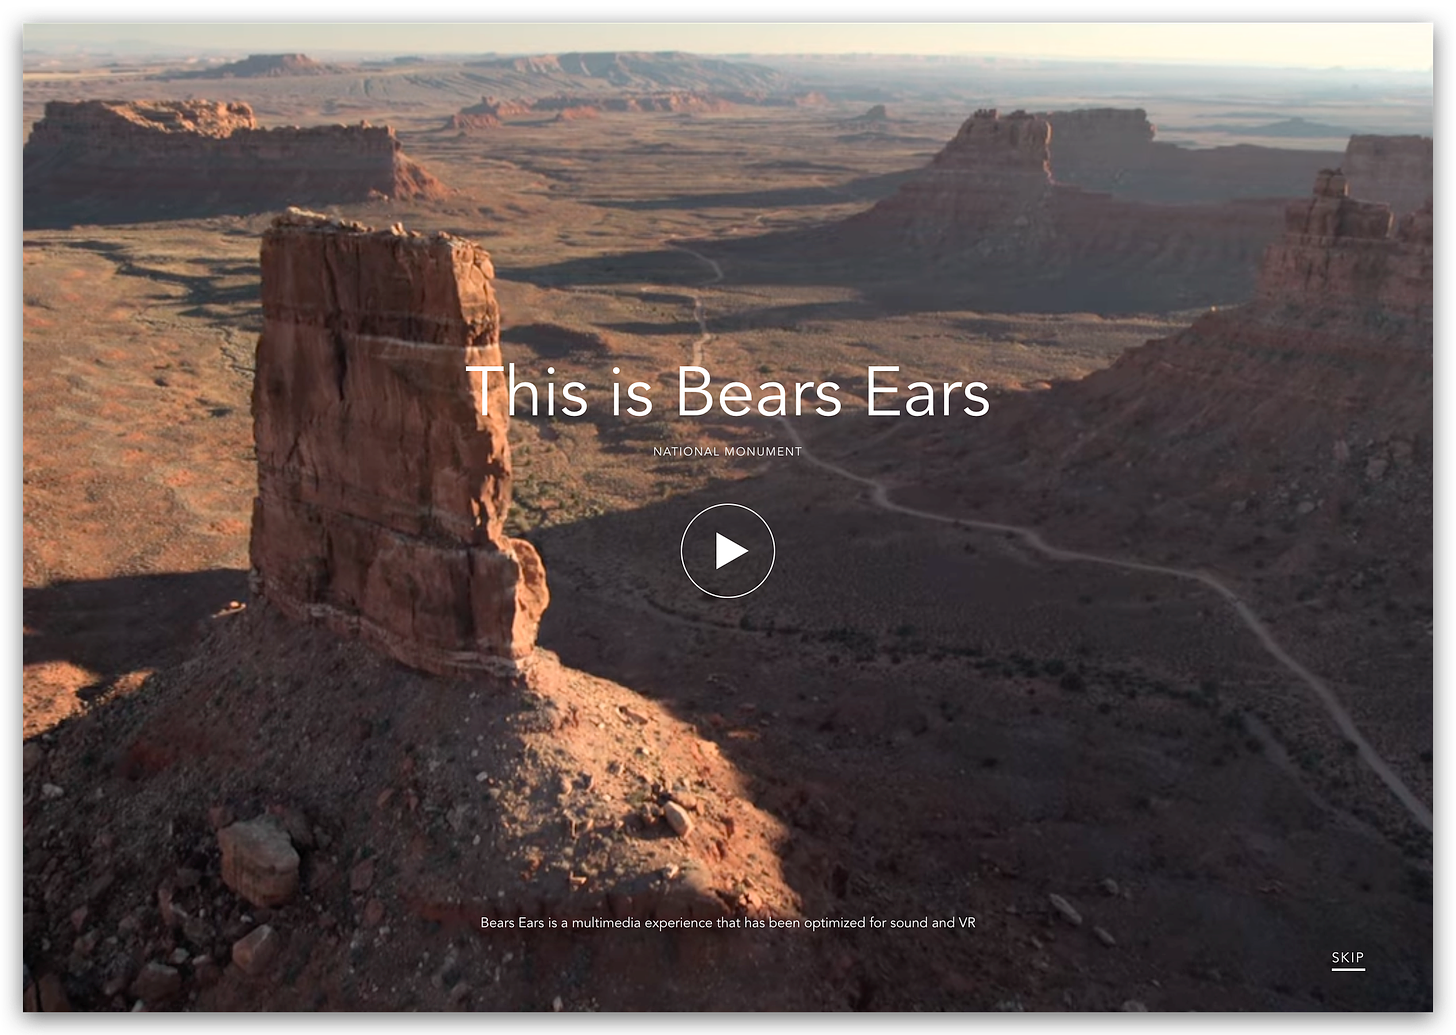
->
[[1043, 107, 1341, 202], [249, 210, 548, 676], [898, 167, 1431, 583], [845, 109, 1056, 253], [533, 91, 734, 113], [445, 96, 532, 130], [840, 108, 1289, 310], [1038, 171, 1430, 470], [24, 100, 445, 227], [444, 91, 733, 129], [1259, 168, 1431, 313]]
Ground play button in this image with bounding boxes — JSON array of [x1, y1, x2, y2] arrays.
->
[[680, 503, 776, 598], [716, 533, 748, 570]]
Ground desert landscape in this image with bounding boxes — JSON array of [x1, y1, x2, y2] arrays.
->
[[21, 29, 1432, 1012]]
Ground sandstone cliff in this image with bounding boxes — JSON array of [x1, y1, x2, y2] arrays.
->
[[1040, 107, 1155, 188], [445, 91, 735, 129], [885, 168, 1432, 599], [1044, 107, 1341, 203], [835, 108, 1288, 311], [444, 96, 533, 130], [250, 210, 548, 676], [1020, 171, 1430, 485], [465, 50, 790, 93], [534, 91, 734, 114], [1258, 168, 1431, 314], [843, 109, 1055, 254], [1341, 134, 1433, 215], [24, 100, 447, 228]]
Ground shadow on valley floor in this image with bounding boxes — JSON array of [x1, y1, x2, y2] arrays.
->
[[64, 238, 257, 297], [505, 226, 1261, 316], [518, 464, 1431, 1011], [587, 170, 913, 213], [24, 569, 249, 701], [18, 478, 1432, 1009], [24, 197, 296, 232]]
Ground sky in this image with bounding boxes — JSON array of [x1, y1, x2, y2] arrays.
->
[[20, 19, 1435, 71]]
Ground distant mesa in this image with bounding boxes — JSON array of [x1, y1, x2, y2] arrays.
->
[[550, 106, 600, 122], [464, 50, 790, 93], [166, 52, 338, 79], [444, 88, 802, 131], [820, 107, 1430, 312], [1199, 116, 1354, 139], [831, 107, 1295, 311], [843, 103, 891, 125], [738, 90, 829, 108], [836, 104, 902, 138], [446, 96, 520, 131], [535, 91, 733, 114], [23, 99, 447, 228], [251, 210, 549, 676], [1040, 107, 1342, 203], [1040, 109, 1433, 220]]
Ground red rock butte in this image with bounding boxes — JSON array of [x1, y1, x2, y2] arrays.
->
[[967, 163, 1432, 514], [249, 210, 549, 676], [876, 161, 1432, 636], [1042, 107, 1343, 202], [836, 107, 1294, 311], [23, 99, 447, 227], [1260, 168, 1432, 314]]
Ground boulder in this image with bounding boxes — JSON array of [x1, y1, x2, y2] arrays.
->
[[218, 815, 300, 907]]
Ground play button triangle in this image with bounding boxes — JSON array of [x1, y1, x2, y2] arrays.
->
[[715, 532, 749, 570]]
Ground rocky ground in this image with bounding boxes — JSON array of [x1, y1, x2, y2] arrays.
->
[[24, 605, 817, 1011]]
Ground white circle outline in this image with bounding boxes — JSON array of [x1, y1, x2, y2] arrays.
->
[[679, 503, 777, 599]]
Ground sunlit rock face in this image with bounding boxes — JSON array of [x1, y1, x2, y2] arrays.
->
[[250, 211, 548, 677]]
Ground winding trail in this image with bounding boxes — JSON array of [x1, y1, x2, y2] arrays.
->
[[670, 244, 1433, 835], [668, 244, 721, 366]]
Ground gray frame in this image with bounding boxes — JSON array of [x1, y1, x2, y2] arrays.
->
[[5, 8, 1450, 1035]]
